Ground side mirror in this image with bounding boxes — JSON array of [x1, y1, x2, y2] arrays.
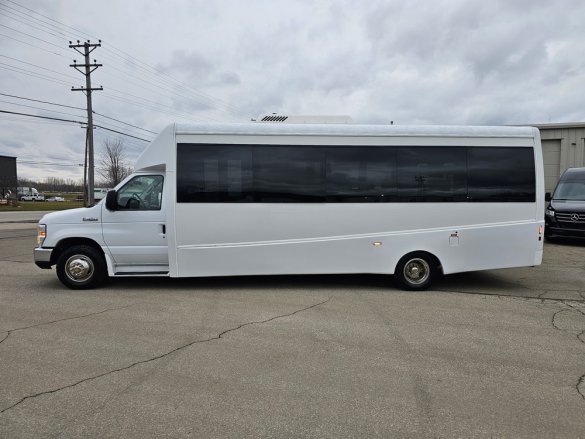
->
[[105, 190, 118, 211], [545, 192, 551, 202]]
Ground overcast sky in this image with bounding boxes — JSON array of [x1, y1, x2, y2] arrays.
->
[[1, 0, 584, 182]]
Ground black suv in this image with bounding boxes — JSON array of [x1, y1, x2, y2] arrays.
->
[[545, 167, 585, 239]]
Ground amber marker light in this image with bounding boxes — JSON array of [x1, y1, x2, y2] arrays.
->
[[37, 224, 47, 246]]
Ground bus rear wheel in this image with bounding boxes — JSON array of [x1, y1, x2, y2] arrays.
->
[[395, 252, 437, 291]]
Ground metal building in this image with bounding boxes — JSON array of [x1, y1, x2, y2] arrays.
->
[[533, 123, 585, 192], [0, 155, 17, 200]]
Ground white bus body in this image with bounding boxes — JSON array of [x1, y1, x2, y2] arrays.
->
[[34, 123, 545, 290]]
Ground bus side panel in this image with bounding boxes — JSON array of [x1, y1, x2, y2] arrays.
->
[[174, 221, 542, 278], [174, 203, 541, 278]]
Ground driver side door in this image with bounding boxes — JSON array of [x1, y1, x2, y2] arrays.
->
[[101, 174, 168, 273]]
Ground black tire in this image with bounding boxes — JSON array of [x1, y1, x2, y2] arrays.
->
[[394, 252, 437, 291], [56, 245, 107, 289]]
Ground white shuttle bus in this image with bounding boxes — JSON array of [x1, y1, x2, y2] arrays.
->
[[34, 123, 545, 290]]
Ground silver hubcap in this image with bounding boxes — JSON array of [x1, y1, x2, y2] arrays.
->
[[65, 255, 94, 282], [403, 258, 430, 285]]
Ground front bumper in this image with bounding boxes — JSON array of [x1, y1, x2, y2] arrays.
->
[[545, 226, 585, 238], [34, 247, 53, 269]]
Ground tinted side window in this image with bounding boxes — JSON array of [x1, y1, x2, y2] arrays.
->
[[326, 147, 396, 202], [253, 146, 324, 202], [177, 144, 536, 203], [468, 147, 535, 202], [177, 144, 253, 202], [396, 147, 467, 201]]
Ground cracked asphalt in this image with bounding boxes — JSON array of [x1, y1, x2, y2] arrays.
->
[[0, 221, 584, 438]]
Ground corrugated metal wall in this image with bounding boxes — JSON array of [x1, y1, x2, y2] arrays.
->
[[536, 124, 585, 192]]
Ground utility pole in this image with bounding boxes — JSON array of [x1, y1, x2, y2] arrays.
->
[[70, 40, 102, 206]]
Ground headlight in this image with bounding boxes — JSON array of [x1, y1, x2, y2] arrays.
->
[[545, 209, 555, 217], [37, 224, 46, 246]]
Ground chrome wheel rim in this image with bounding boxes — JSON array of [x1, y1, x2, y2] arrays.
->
[[403, 258, 430, 285], [64, 254, 94, 283]]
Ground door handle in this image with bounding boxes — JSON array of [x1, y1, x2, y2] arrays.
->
[[160, 224, 166, 235]]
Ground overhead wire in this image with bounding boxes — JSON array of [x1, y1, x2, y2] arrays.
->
[[0, 6, 69, 40], [91, 111, 157, 134], [1, 0, 258, 181], [102, 46, 246, 118], [2, 0, 249, 120], [17, 159, 83, 168], [0, 23, 67, 52], [0, 31, 68, 57], [0, 92, 85, 111], [0, 2, 72, 39], [100, 91, 221, 123], [0, 92, 156, 140], [0, 54, 79, 81], [0, 110, 152, 142], [0, 99, 86, 119], [0, 63, 71, 86]]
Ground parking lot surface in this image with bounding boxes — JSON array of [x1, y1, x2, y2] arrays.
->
[[0, 219, 584, 438]]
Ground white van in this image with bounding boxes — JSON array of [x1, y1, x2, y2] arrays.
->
[[35, 123, 545, 290]]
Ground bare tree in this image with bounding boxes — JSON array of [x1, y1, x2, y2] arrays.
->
[[98, 138, 132, 187]]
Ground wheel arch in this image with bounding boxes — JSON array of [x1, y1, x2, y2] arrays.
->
[[50, 237, 105, 266]]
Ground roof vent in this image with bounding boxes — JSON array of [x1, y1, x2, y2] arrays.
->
[[261, 115, 289, 122], [255, 114, 353, 124]]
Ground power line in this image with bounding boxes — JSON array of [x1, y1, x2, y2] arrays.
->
[[0, 92, 156, 135], [0, 63, 71, 86], [0, 7, 68, 40], [0, 99, 85, 119], [100, 91, 220, 123], [0, 109, 152, 141], [4, 0, 91, 39], [17, 159, 83, 168], [0, 23, 65, 51], [0, 3, 71, 39], [0, 91, 85, 110], [0, 109, 82, 125], [102, 48, 245, 118], [92, 111, 157, 134], [0, 32, 67, 57], [94, 125, 151, 142], [0, 54, 79, 81], [3, 0, 247, 119], [0, 114, 81, 127]]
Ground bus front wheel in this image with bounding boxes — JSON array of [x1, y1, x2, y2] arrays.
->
[[56, 245, 106, 289], [395, 252, 437, 291]]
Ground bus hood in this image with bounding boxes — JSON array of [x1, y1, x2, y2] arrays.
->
[[38, 203, 102, 225]]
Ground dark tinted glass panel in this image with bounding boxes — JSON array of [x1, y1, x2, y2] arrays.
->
[[468, 147, 535, 201], [396, 147, 467, 201], [253, 146, 324, 202], [177, 144, 253, 202], [326, 147, 396, 202], [177, 144, 535, 203]]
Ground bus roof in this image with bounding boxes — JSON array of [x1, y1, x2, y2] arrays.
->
[[134, 123, 539, 172], [174, 123, 538, 138]]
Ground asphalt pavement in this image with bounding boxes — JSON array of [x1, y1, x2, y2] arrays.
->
[[0, 219, 584, 438]]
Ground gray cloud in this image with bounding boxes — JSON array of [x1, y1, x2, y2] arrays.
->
[[1, 0, 585, 181]]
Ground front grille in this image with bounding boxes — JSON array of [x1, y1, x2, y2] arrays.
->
[[556, 212, 585, 228]]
